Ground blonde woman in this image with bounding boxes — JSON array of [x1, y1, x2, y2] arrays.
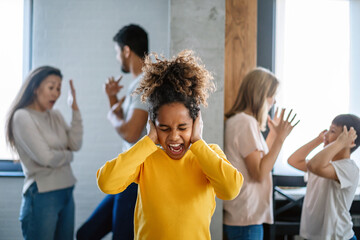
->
[[223, 67, 299, 239]]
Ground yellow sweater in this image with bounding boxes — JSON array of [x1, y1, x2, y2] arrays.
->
[[97, 136, 243, 240]]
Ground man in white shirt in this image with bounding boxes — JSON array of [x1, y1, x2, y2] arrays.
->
[[77, 24, 149, 240]]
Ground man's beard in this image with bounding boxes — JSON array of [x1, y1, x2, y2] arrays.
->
[[121, 65, 130, 74]]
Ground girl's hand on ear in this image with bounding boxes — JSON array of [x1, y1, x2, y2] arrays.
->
[[191, 112, 203, 143], [147, 119, 159, 144], [68, 80, 79, 111]]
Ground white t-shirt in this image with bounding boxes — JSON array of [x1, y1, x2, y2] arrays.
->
[[300, 159, 359, 240], [107, 73, 148, 152], [223, 112, 273, 226]]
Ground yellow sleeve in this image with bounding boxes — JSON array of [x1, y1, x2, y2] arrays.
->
[[97, 136, 158, 194], [190, 139, 243, 200]]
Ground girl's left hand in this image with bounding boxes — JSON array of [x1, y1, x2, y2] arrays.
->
[[191, 111, 203, 143], [68, 80, 79, 111]]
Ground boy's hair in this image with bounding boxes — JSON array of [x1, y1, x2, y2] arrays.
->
[[225, 67, 279, 131], [136, 50, 215, 122], [332, 114, 360, 153], [113, 24, 148, 59]]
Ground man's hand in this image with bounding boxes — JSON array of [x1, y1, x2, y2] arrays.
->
[[105, 76, 123, 97]]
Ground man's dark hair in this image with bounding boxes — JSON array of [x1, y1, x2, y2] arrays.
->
[[113, 24, 148, 58], [332, 114, 360, 153]]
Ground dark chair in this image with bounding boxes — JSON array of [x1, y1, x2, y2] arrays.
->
[[269, 174, 306, 240]]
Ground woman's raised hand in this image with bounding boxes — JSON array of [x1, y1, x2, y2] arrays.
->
[[68, 80, 79, 111], [268, 108, 299, 141]]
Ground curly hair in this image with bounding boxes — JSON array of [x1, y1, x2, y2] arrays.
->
[[136, 50, 215, 122]]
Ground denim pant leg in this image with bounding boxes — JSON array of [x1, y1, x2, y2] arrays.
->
[[20, 183, 75, 240], [76, 195, 114, 240], [223, 224, 264, 240], [54, 187, 75, 240], [350, 235, 357, 240], [112, 182, 138, 240]]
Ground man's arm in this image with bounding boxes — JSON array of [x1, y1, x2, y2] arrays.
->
[[105, 76, 148, 143], [113, 108, 148, 143], [307, 126, 357, 180]]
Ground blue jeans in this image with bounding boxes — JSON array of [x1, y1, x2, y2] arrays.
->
[[76, 182, 138, 240], [224, 224, 264, 240], [350, 235, 357, 240], [20, 182, 75, 240]]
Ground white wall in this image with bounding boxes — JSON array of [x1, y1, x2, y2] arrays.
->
[[32, 1, 170, 239], [0, 0, 226, 239]]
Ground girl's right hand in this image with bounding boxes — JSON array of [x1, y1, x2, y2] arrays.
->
[[147, 119, 159, 144], [268, 108, 299, 141]]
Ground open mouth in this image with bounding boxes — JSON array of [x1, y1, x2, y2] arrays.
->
[[168, 143, 184, 155]]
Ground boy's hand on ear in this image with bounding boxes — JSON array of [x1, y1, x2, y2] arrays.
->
[[191, 112, 203, 143], [316, 129, 328, 144], [337, 126, 357, 149], [147, 119, 159, 144]]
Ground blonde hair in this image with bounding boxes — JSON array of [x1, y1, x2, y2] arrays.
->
[[225, 67, 279, 131]]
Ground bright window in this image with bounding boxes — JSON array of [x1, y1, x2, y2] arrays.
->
[[0, 0, 25, 160], [274, 0, 350, 174]]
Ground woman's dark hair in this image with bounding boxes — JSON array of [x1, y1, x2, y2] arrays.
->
[[5, 66, 62, 149], [332, 114, 360, 153], [136, 50, 215, 122], [113, 24, 148, 59]]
